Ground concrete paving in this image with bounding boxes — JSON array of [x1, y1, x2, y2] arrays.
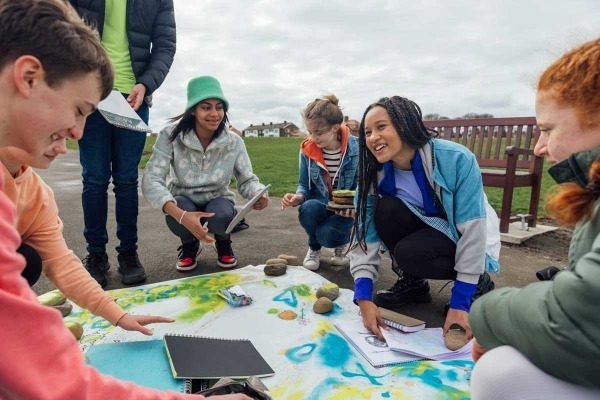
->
[[32, 150, 554, 328]]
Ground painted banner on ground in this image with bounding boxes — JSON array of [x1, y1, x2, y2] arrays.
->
[[66, 265, 473, 399]]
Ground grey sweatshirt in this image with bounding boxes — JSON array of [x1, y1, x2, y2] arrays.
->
[[142, 125, 265, 210]]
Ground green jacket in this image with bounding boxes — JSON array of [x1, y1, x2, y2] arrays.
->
[[469, 147, 600, 389]]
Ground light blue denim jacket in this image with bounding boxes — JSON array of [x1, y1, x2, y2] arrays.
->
[[296, 133, 359, 203], [350, 138, 501, 287]]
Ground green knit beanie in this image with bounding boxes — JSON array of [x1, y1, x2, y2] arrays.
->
[[185, 76, 229, 112]]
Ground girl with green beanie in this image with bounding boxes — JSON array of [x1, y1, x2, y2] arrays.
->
[[142, 76, 268, 271]]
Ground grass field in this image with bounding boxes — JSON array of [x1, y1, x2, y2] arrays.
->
[[68, 135, 555, 217]]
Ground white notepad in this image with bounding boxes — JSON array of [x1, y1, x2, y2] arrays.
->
[[97, 90, 151, 132]]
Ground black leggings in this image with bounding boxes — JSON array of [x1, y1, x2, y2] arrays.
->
[[18, 243, 43, 287], [374, 196, 456, 280]]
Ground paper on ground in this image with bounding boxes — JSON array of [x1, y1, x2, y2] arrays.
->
[[381, 327, 472, 361]]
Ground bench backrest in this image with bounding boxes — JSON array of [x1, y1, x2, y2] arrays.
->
[[423, 117, 538, 172]]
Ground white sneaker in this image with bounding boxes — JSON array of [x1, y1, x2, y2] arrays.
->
[[330, 246, 350, 267], [303, 248, 321, 271]]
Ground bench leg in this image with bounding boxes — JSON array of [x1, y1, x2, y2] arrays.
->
[[528, 177, 542, 228], [500, 185, 514, 234]]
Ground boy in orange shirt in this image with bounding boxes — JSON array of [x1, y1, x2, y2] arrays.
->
[[0, 0, 249, 398], [0, 142, 173, 334]]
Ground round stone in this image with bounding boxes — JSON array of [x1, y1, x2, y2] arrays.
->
[[264, 263, 287, 276], [316, 283, 340, 301], [444, 329, 469, 351], [277, 254, 300, 265], [313, 297, 334, 314], [265, 258, 287, 265]]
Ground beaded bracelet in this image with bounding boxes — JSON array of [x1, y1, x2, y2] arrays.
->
[[178, 210, 187, 224]]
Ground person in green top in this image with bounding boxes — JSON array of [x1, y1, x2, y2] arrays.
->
[[469, 37, 600, 399], [69, 0, 176, 288]]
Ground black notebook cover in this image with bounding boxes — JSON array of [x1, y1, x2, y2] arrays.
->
[[163, 334, 275, 379]]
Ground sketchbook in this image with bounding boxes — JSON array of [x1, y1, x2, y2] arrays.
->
[[97, 89, 151, 132], [163, 334, 275, 379], [378, 308, 426, 332], [334, 319, 422, 368], [381, 327, 472, 361], [85, 339, 188, 392]]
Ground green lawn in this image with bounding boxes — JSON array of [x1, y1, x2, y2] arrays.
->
[[68, 135, 556, 217]]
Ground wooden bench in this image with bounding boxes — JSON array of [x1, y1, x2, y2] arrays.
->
[[423, 117, 542, 233]]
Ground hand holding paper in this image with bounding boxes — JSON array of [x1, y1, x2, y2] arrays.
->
[[127, 83, 146, 111]]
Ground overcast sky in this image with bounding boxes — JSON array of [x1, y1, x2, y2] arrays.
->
[[147, 0, 600, 133]]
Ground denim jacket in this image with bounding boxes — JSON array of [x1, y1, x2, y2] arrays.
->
[[296, 126, 359, 203], [350, 138, 501, 292]]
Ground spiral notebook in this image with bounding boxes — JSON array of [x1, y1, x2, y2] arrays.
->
[[97, 89, 151, 132], [85, 340, 185, 392], [378, 308, 426, 332], [334, 319, 422, 368], [163, 334, 274, 379]]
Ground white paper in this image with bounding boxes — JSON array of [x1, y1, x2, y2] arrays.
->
[[97, 90, 151, 132], [334, 319, 421, 367], [381, 327, 472, 361]]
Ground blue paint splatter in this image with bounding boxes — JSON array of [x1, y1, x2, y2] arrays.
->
[[286, 343, 316, 363], [306, 377, 343, 399], [381, 392, 390, 398], [317, 333, 351, 368], [342, 362, 387, 385], [273, 288, 298, 307]]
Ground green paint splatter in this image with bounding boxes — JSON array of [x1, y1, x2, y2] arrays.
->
[[262, 279, 278, 288], [267, 308, 279, 314]]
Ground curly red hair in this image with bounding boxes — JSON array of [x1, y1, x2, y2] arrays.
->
[[541, 38, 600, 225], [538, 38, 600, 128]]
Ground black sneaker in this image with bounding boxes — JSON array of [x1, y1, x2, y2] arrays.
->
[[117, 250, 147, 285], [83, 252, 110, 288], [215, 238, 237, 269], [373, 271, 432, 309], [473, 271, 495, 301], [177, 240, 201, 272], [444, 272, 495, 315]]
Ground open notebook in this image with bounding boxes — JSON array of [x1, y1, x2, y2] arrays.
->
[[85, 339, 207, 393], [163, 334, 274, 380], [334, 319, 422, 368]]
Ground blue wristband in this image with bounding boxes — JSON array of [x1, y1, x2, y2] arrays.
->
[[449, 280, 477, 312], [353, 278, 373, 304]]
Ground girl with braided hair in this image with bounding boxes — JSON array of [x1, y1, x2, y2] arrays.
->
[[469, 38, 600, 399], [281, 95, 358, 271], [349, 96, 499, 339]]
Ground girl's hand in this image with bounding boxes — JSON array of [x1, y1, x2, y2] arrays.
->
[[443, 308, 472, 339], [357, 299, 389, 340], [281, 193, 304, 209], [253, 193, 269, 210], [471, 338, 486, 362], [335, 208, 355, 219], [116, 314, 175, 336], [181, 211, 216, 244]]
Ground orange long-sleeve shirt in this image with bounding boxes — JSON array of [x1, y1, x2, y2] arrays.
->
[[0, 165, 203, 399], [2, 164, 125, 324]]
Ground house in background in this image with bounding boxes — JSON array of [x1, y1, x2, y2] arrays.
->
[[242, 121, 300, 138]]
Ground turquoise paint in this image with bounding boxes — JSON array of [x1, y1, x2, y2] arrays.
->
[[273, 288, 298, 307], [286, 343, 316, 363], [382, 392, 390, 398], [342, 362, 387, 386], [317, 333, 351, 368], [306, 377, 343, 400], [395, 363, 470, 398]]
